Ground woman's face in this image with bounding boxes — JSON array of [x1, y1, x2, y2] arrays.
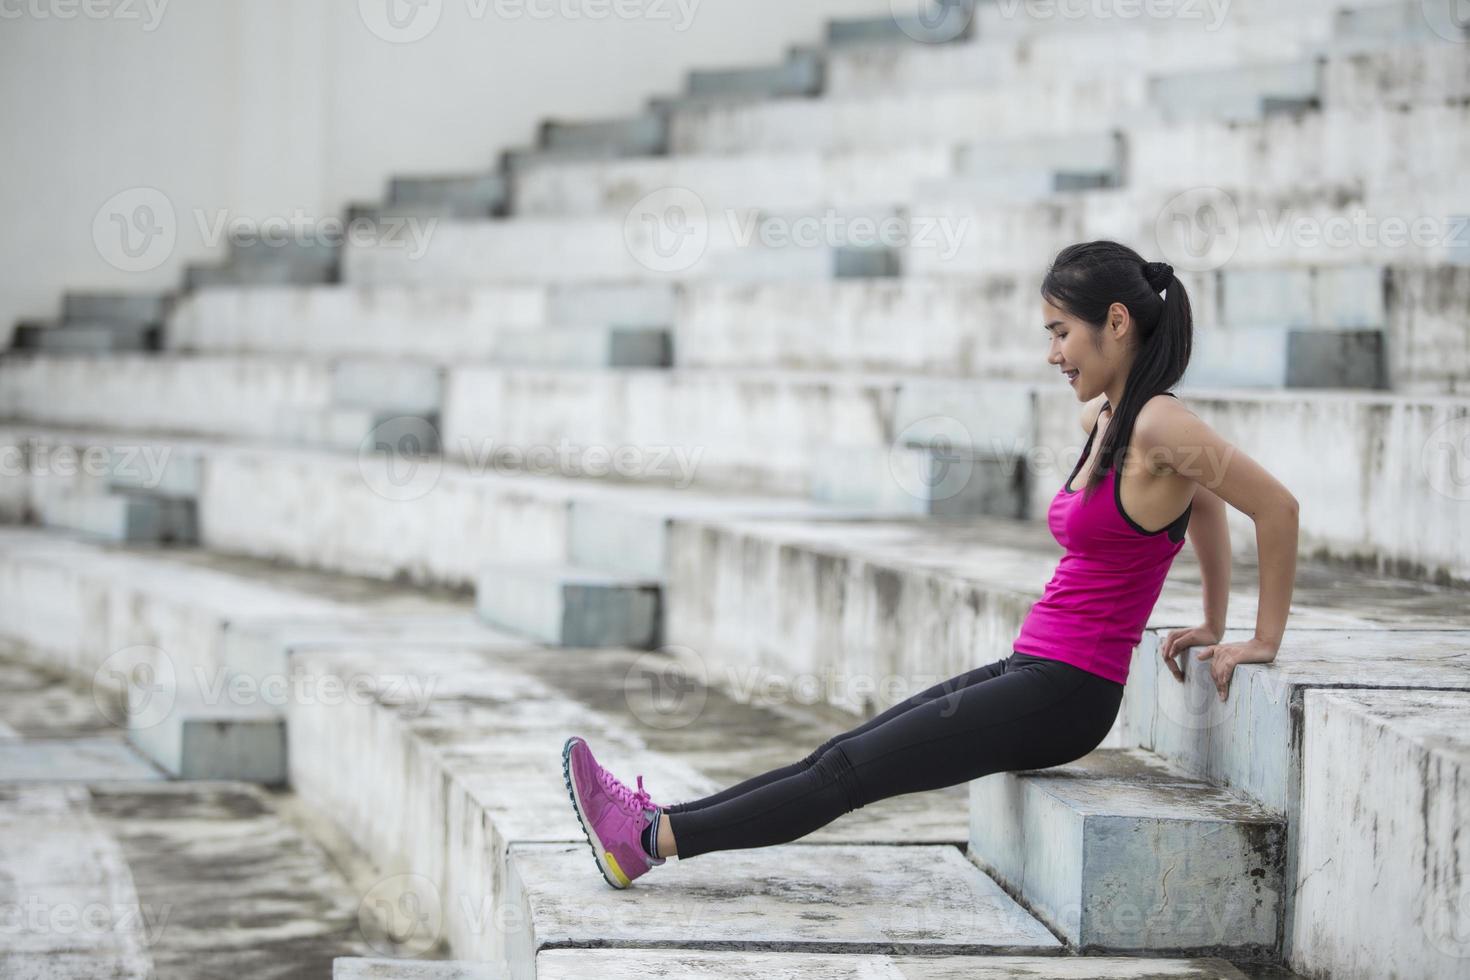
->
[[1043, 296, 1123, 402]]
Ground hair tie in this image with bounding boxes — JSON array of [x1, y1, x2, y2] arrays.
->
[[1143, 261, 1174, 292]]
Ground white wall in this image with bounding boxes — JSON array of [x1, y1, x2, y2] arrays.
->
[[0, 0, 896, 337]]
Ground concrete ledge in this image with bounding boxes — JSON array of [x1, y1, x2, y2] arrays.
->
[[334, 961, 495, 979], [36, 489, 195, 544], [475, 562, 661, 648], [969, 748, 1284, 953], [538, 948, 1252, 978], [503, 841, 1061, 980], [1291, 688, 1470, 978], [0, 737, 163, 782], [127, 700, 287, 784]]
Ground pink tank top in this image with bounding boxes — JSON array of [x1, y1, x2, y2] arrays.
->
[[1012, 397, 1192, 686]]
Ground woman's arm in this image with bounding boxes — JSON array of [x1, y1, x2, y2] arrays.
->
[[1187, 484, 1231, 634], [1138, 397, 1300, 699]]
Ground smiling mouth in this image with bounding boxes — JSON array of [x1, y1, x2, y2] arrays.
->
[[1064, 369, 1079, 383]]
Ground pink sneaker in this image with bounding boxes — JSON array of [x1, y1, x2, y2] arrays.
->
[[561, 735, 666, 889]]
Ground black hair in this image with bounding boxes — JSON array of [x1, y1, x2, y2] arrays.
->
[[1041, 239, 1193, 504]]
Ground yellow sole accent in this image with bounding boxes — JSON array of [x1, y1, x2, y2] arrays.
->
[[603, 850, 631, 888]]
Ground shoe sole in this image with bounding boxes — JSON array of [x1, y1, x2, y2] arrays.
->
[[561, 735, 634, 890]]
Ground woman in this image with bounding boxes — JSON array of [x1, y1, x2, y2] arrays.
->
[[562, 239, 1300, 889]]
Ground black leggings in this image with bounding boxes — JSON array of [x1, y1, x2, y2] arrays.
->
[[663, 650, 1124, 860]]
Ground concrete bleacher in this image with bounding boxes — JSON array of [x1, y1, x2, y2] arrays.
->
[[4, 0, 1469, 977]]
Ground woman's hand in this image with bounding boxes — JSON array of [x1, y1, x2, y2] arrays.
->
[[1161, 623, 1222, 683], [1193, 637, 1279, 702]]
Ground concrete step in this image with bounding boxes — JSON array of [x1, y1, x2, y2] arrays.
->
[[186, 259, 340, 289], [440, 366, 1014, 497], [475, 562, 661, 648], [1291, 688, 1470, 978], [662, 507, 1470, 724], [334, 961, 495, 979], [969, 747, 1284, 954], [489, 325, 673, 368], [538, 111, 668, 157], [1120, 627, 1470, 970], [1185, 327, 1388, 389], [1128, 104, 1470, 199], [286, 641, 981, 973], [342, 212, 903, 285], [0, 523, 451, 687], [0, 737, 163, 781], [388, 172, 508, 218], [906, 184, 1466, 277], [168, 284, 547, 359], [508, 144, 954, 218], [9, 376, 1470, 588], [0, 353, 337, 441], [536, 949, 1255, 978], [681, 48, 822, 103], [1332, 0, 1470, 48], [503, 842, 1060, 979], [0, 778, 372, 975], [126, 694, 286, 783], [669, 45, 1464, 154], [331, 358, 444, 415], [35, 488, 197, 543], [9, 319, 160, 353], [1149, 60, 1321, 124], [509, 133, 1126, 219], [809, 442, 1026, 518], [61, 290, 173, 327], [824, 7, 1336, 95], [825, 2, 976, 48]]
